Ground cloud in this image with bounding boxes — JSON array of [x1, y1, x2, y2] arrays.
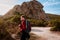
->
[[0, 0, 19, 15], [0, 4, 11, 15], [0, 0, 18, 5], [43, 0, 60, 6], [0, 0, 31, 15]]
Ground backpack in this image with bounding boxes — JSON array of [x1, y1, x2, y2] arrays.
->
[[25, 20, 31, 33]]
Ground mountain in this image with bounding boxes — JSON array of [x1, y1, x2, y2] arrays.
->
[[46, 13, 60, 20], [3, 0, 48, 20]]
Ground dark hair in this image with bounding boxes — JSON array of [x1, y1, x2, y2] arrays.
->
[[21, 15, 26, 19]]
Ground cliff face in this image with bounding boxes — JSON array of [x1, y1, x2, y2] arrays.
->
[[4, 0, 48, 20]]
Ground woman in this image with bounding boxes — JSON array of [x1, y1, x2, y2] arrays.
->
[[19, 15, 31, 40]]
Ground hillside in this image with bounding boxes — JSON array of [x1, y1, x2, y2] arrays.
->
[[46, 13, 60, 20]]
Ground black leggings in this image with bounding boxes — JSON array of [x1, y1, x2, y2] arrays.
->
[[21, 31, 30, 40]]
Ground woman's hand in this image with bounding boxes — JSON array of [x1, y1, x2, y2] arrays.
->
[[18, 24, 22, 32], [18, 24, 21, 27], [19, 28, 22, 32]]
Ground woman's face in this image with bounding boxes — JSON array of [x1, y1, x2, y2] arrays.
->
[[20, 16, 25, 21]]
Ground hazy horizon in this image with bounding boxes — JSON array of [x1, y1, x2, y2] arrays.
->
[[0, 0, 60, 15]]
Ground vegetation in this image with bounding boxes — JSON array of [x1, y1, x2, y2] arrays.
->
[[47, 13, 60, 20], [0, 12, 60, 40], [0, 18, 41, 40], [46, 14, 60, 31], [28, 19, 47, 27], [50, 20, 60, 31], [0, 19, 14, 40]]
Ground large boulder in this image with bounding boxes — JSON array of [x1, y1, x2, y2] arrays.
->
[[3, 0, 48, 20]]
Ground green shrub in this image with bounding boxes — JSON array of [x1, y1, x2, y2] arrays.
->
[[47, 20, 57, 27], [10, 15, 21, 24], [28, 19, 46, 27], [50, 20, 60, 31]]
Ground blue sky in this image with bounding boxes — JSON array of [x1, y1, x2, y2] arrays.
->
[[0, 0, 60, 15]]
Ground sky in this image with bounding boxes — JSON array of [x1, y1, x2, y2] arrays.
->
[[0, 0, 60, 15]]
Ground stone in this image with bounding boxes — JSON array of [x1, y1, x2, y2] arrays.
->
[[4, 0, 48, 20]]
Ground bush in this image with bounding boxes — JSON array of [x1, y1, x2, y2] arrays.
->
[[0, 19, 13, 40], [50, 20, 60, 31], [47, 20, 57, 27], [28, 19, 46, 27], [10, 15, 21, 24]]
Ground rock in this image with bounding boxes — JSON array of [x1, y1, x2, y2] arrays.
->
[[3, 0, 48, 20]]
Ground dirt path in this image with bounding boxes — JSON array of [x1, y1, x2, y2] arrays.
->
[[31, 27, 60, 40]]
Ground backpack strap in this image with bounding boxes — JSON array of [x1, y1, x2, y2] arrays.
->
[[26, 20, 28, 28], [25, 20, 31, 33]]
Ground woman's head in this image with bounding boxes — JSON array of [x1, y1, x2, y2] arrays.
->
[[20, 15, 26, 21]]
